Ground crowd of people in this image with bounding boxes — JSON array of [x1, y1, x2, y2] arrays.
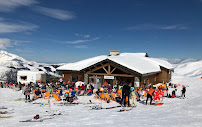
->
[[0, 80, 187, 106]]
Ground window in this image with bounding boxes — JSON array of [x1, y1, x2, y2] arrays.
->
[[134, 77, 140, 82], [144, 78, 149, 85], [72, 75, 78, 82], [20, 76, 27, 81]]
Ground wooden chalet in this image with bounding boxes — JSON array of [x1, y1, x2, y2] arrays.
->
[[57, 50, 174, 89]]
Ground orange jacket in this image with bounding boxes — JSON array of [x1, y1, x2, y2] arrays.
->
[[147, 88, 155, 96]]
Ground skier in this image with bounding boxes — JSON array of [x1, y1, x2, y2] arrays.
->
[[181, 85, 186, 98], [24, 85, 31, 102], [130, 87, 137, 107], [146, 87, 155, 105]]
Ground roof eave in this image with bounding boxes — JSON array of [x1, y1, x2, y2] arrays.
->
[[142, 71, 161, 77]]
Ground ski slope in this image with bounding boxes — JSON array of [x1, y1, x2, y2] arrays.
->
[[0, 76, 202, 127], [173, 60, 202, 77]]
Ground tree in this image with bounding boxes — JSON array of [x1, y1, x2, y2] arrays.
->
[[5, 69, 17, 83]]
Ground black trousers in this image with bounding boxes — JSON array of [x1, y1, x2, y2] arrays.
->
[[25, 95, 30, 100], [181, 92, 185, 97], [146, 94, 152, 105]]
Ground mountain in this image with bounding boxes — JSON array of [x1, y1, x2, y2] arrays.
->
[[172, 60, 202, 77], [0, 50, 63, 81], [160, 58, 202, 78], [161, 58, 200, 65]]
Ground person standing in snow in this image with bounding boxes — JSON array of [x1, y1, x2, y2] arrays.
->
[[120, 84, 131, 107], [24, 85, 31, 101], [131, 87, 137, 107], [146, 86, 155, 105], [181, 85, 186, 98]]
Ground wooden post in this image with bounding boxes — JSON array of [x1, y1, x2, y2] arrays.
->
[[84, 74, 88, 84], [108, 65, 111, 73]]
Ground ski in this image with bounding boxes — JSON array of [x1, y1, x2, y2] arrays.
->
[[0, 116, 12, 118], [90, 105, 122, 110], [20, 119, 43, 122], [105, 105, 122, 109], [0, 106, 7, 109], [117, 107, 133, 112]]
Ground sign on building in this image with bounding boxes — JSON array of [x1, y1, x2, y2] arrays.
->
[[104, 76, 114, 79]]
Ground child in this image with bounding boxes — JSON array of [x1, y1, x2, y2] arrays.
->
[[131, 87, 137, 107]]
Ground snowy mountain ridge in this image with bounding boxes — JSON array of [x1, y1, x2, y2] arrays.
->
[[161, 58, 201, 65], [173, 60, 202, 77], [159, 58, 202, 78], [0, 50, 63, 81]]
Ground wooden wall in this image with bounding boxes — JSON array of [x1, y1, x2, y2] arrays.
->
[[140, 67, 172, 88], [140, 73, 158, 88], [63, 71, 84, 82], [156, 67, 171, 83]]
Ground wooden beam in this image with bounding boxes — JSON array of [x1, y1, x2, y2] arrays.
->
[[108, 65, 111, 73], [86, 63, 109, 73], [109, 63, 134, 75], [110, 67, 116, 74], [102, 67, 109, 74], [87, 72, 134, 77]]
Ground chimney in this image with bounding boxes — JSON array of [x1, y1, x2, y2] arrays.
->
[[110, 50, 119, 56]]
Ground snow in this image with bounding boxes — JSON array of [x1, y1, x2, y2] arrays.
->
[[1, 76, 202, 127], [57, 55, 107, 71], [57, 53, 173, 75]]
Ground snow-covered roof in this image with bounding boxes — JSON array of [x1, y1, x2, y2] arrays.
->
[[57, 53, 173, 75]]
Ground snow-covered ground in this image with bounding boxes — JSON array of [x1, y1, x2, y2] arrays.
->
[[1, 76, 202, 127]]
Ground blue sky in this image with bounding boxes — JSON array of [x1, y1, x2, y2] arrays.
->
[[0, 0, 202, 63]]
